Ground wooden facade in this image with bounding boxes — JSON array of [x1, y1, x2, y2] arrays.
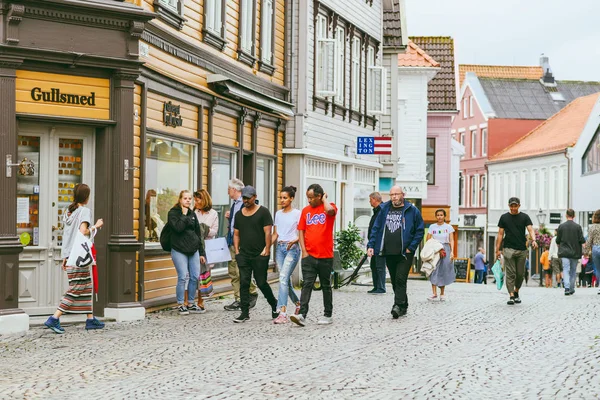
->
[[127, 0, 290, 308]]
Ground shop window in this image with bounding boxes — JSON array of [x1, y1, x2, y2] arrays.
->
[[256, 157, 274, 213], [204, 0, 227, 50], [259, 0, 276, 74], [367, 45, 386, 115], [334, 26, 345, 103], [583, 128, 600, 174], [211, 148, 238, 239], [144, 136, 197, 244], [16, 136, 41, 247], [153, 0, 186, 30], [351, 37, 361, 110], [238, 0, 256, 66], [426, 138, 435, 185], [353, 183, 375, 244], [316, 14, 336, 97]]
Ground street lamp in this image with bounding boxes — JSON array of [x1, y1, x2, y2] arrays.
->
[[536, 208, 547, 286]]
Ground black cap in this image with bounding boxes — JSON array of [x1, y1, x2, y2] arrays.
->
[[241, 185, 257, 198], [508, 197, 520, 205]]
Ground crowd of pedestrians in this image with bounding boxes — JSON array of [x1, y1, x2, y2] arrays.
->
[[44, 178, 600, 334]]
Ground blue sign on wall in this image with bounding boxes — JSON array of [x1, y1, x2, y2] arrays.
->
[[357, 137, 375, 154]]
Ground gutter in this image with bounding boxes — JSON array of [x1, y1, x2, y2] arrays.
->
[[564, 148, 571, 208]]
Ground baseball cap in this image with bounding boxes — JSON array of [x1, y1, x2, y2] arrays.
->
[[241, 185, 257, 198], [508, 197, 520, 205]]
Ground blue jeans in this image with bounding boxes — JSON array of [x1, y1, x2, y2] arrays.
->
[[275, 243, 300, 310], [172, 249, 200, 304], [561, 257, 578, 292], [593, 245, 600, 282], [475, 269, 485, 284]]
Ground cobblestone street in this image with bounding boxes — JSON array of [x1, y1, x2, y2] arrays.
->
[[2, 280, 600, 399]]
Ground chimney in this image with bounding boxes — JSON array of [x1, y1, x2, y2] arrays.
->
[[539, 53, 555, 85]]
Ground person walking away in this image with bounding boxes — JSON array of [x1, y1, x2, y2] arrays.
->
[[232, 186, 278, 323], [272, 186, 302, 324], [495, 197, 538, 305], [290, 184, 337, 327], [168, 190, 206, 315], [44, 183, 104, 334], [474, 248, 486, 284], [426, 209, 455, 300], [556, 209, 585, 296], [224, 179, 258, 311], [549, 231, 561, 287], [585, 209, 600, 294], [367, 186, 425, 319], [194, 189, 219, 312], [367, 192, 386, 294], [540, 246, 551, 288]]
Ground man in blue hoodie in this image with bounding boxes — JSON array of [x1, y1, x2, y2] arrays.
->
[[367, 185, 424, 319]]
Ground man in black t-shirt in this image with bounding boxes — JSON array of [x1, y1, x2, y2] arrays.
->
[[232, 186, 278, 323], [495, 197, 538, 305]]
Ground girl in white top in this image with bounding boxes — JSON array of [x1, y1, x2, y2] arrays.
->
[[426, 209, 455, 301], [271, 186, 302, 324], [193, 189, 219, 312]]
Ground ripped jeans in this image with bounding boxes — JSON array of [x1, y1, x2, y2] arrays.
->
[[275, 242, 301, 310]]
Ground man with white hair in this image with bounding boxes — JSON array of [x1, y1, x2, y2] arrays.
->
[[224, 178, 258, 311]]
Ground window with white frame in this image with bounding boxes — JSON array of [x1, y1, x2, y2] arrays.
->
[[550, 167, 558, 208], [316, 14, 336, 97], [481, 128, 487, 156], [159, 0, 178, 10], [367, 45, 386, 114], [205, 0, 223, 35], [334, 26, 345, 103], [240, 0, 254, 54], [471, 130, 477, 157], [256, 157, 274, 214], [511, 171, 518, 199], [463, 97, 468, 119], [498, 173, 503, 209], [145, 136, 197, 243], [489, 173, 495, 208], [559, 165, 567, 208], [504, 172, 510, 203], [583, 128, 600, 174], [260, 0, 274, 65], [459, 172, 464, 206], [471, 175, 478, 207], [211, 148, 238, 240], [540, 168, 547, 209], [481, 174, 487, 206], [520, 170, 528, 209], [155, 0, 185, 30], [426, 138, 436, 185], [469, 96, 474, 117], [351, 37, 361, 110], [531, 169, 539, 209]]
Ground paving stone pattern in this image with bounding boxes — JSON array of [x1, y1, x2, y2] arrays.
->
[[1, 281, 600, 399]]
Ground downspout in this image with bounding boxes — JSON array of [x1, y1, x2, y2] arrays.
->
[[564, 148, 571, 208], [289, 0, 295, 104]]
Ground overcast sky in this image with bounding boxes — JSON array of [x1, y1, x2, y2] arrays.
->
[[405, 0, 600, 82]]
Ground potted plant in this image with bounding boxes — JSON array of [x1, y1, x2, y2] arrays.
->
[[333, 223, 366, 287]]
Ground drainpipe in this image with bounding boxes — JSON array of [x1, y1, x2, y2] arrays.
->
[[564, 148, 571, 208], [288, 0, 295, 104]]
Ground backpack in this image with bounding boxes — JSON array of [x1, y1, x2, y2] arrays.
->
[[160, 223, 173, 252]]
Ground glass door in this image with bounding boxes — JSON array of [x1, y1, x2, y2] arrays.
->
[[18, 124, 94, 315]]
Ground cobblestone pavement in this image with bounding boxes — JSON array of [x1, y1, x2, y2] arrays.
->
[[2, 280, 600, 399]]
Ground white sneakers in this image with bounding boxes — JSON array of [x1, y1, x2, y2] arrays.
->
[[317, 316, 333, 325], [290, 314, 333, 326]]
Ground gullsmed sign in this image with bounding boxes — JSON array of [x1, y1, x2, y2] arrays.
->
[[30, 87, 97, 106]]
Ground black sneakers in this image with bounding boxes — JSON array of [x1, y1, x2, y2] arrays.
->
[[224, 301, 241, 311], [178, 305, 190, 315], [513, 292, 522, 304], [233, 313, 250, 323], [391, 305, 401, 319], [507, 297, 515, 305], [249, 293, 259, 309], [271, 308, 279, 319]]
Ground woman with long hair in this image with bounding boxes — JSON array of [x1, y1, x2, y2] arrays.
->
[[271, 186, 302, 324], [169, 190, 206, 315], [44, 183, 104, 334], [585, 209, 600, 294], [426, 209, 455, 301], [193, 189, 219, 312]]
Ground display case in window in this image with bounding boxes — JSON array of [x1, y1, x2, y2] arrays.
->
[[54, 138, 84, 247], [16, 136, 40, 247]]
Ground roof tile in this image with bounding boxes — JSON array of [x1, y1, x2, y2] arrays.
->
[[397, 41, 440, 68], [489, 93, 600, 162], [459, 65, 543, 87]]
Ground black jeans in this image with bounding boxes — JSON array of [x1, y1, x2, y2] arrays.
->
[[370, 255, 387, 291], [385, 253, 414, 310], [236, 254, 277, 315], [299, 255, 333, 318]]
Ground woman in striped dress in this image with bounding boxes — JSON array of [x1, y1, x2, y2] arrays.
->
[[44, 184, 104, 334]]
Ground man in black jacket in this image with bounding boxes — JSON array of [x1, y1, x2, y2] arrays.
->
[[368, 192, 386, 294], [556, 209, 585, 296]]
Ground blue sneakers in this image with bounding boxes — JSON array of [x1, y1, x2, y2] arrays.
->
[[44, 316, 65, 334], [85, 317, 105, 330]]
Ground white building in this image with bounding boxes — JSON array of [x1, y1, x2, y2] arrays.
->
[[487, 93, 600, 249], [285, 0, 396, 236]]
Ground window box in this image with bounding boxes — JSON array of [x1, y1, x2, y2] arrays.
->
[[153, 0, 186, 30]]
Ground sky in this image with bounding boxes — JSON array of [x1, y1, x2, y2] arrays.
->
[[405, 0, 600, 82]]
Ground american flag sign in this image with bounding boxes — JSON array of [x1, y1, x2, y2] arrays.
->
[[357, 136, 393, 155]]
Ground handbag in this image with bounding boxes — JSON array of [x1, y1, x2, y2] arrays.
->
[[491, 260, 504, 291], [160, 223, 172, 252], [199, 270, 213, 297]]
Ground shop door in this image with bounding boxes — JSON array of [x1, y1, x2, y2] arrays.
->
[[17, 124, 94, 316]]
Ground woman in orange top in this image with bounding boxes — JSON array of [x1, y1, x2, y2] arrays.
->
[[540, 246, 551, 288]]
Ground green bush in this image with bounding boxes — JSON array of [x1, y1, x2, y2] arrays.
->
[[334, 223, 366, 270]]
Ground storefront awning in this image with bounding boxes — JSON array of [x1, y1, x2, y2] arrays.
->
[[207, 74, 294, 117]]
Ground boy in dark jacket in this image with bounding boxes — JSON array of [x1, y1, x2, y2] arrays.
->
[[556, 209, 585, 295], [367, 186, 424, 319]]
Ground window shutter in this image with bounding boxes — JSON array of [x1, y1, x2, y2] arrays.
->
[[316, 38, 336, 97], [261, 0, 274, 63], [367, 66, 385, 114], [241, 0, 252, 52]]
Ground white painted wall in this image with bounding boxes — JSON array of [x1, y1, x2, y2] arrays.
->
[[451, 139, 465, 225]]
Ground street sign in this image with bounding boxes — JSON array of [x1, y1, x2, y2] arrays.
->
[[357, 136, 392, 155]]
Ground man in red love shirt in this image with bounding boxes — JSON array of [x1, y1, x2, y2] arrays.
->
[[290, 183, 337, 327]]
